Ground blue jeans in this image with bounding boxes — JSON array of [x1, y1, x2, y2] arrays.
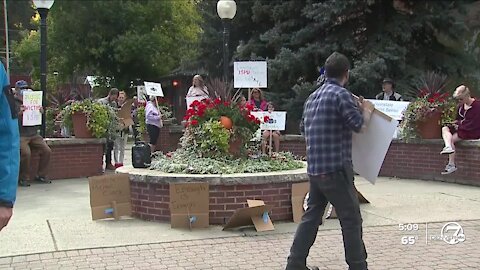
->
[[286, 165, 368, 270]]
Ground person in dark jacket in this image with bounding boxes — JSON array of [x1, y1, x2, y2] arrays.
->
[[0, 61, 20, 231], [375, 78, 403, 101]]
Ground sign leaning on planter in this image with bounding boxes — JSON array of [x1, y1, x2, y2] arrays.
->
[[233, 61, 268, 88], [22, 91, 43, 126]]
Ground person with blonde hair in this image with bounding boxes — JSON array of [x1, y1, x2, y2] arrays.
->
[[186, 75, 209, 98], [248, 88, 268, 111], [440, 85, 480, 174]]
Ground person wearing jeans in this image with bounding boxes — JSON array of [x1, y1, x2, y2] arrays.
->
[[14, 82, 52, 187], [114, 91, 130, 168], [98, 88, 119, 170], [286, 52, 374, 270]]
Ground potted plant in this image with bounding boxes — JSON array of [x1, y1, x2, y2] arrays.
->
[[400, 71, 450, 141], [183, 97, 262, 157], [61, 99, 120, 139]]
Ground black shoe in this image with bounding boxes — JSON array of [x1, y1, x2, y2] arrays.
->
[[307, 267, 319, 270], [18, 179, 31, 187], [35, 176, 52, 184]]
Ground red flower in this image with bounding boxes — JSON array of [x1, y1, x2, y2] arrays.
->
[[223, 101, 230, 107], [198, 103, 207, 111], [186, 108, 195, 116], [428, 98, 435, 103], [214, 97, 222, 105], [263, 116, 270, 122], [191, 119, 199, 126], [255, 119, 261, 124], [191, 100, 200, 108], [245, 103, 254, 111]]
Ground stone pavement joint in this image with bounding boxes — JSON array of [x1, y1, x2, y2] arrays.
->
[[2, 220, 479, 269]]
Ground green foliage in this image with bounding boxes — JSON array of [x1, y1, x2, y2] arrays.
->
[[150, 150, 304, 174], [45, 1, 201, 88], [440, 99, 458, 127], [194, 0, 477, 132], [61, 99, 120, 139], [136, 106, 146, 134], [196, 119, 230, 157], [45, 107, 57, 137]]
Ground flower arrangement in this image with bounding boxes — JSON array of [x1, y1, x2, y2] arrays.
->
[[400, 71, 451, 141], [60, 99, 120, 139], [182, 97, 266, 157], [156, 98, 174, 121]]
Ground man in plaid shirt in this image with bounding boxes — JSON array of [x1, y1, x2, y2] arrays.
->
[[286, 52, 374, 270]]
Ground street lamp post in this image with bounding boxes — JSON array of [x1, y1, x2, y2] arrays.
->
[[217, 0, 236, 83], [33, 0, 55, 138]]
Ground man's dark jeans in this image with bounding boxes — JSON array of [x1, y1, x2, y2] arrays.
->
[[286, 165, 368, 270], [104, 140, 114, 166]]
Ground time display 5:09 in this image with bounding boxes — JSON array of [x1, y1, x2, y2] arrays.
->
[[398, 223, 419, 231]]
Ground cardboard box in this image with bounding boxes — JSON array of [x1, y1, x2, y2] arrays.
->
[[291, 182, 369, 222], [223, 200, 275, 232], [89, 174, 132, 220], [169, 183, 209, 229]]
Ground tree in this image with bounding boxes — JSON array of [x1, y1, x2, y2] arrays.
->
[[193, 0, 476, 132], [22, 0, 202, 90]]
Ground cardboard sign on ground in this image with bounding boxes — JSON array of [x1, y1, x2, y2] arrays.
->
[[169, 183, 209, 229], [223, 200, 274, 232], [291, 182, 369, 222], [89, 174, 132, 220], [291, 182, 309, 223]]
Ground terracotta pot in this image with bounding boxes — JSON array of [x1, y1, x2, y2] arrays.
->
[[220, 116, 233, 130], [72, 112, 93, 138], [416, 110, 442, 139], [228, 138, 243, 156]]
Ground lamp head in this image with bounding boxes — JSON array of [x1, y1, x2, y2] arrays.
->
[[32, 0, 55, 10], [217, 0, 237, 20]]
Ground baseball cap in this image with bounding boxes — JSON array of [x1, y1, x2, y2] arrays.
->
[[15, 80, 29, 89]]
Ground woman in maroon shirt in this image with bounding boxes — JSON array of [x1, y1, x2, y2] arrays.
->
[[440, 85, 480, 174]]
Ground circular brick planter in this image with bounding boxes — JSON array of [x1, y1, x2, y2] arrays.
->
[[117, 165, 308, 225]]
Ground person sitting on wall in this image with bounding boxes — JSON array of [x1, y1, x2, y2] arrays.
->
[[262, 102, 281, 155], [375, 78, 403, 101], [14, 81, 52, 187], [440, 85, 480, 175]]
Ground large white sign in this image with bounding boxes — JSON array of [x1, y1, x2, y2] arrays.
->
[[23, 91, 43, 126], [368, 99, 409, 120], [251, 111, 286, 131], [234, 61, 267, 88], [352, 110, 398, 184], [144, 81, 164, 97]]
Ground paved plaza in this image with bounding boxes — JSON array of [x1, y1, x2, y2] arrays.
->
[[1, 146, 479, 269], [1, 220, 479, 270]]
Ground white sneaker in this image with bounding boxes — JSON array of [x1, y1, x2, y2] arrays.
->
[[441, 164, 457, 175], [440, 146, 455, 155]]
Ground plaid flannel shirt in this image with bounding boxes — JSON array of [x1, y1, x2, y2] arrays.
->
[[303, 79, 364, 175]]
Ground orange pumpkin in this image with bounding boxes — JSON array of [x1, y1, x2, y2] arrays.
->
[[220, 116, 233, 129]]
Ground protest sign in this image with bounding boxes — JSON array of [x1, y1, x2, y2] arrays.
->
[[118, 99, 135, 128], [170, 183, 209, 229], [352, 109, 398, 184], [22, 91, 43, 126], [251, 111, 287, 131], [137, 86, 148, 102], [367, 99, 410, 120], [144, 81, 164, 97], [233, 61, 267, 88], [89, 174, 132, 220], [223, 199, 274, 232]]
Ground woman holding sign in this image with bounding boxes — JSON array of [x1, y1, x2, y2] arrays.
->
[[145, 96, 163, 153]]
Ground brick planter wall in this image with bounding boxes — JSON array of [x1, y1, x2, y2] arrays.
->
[[379, 140, 480, 186], [130, 181, 297, 225], [29, 138, 105, 180], [156, 123, 183, 153]]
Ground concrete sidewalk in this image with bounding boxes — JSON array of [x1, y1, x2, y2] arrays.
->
[[1, 175, 479, 258]]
